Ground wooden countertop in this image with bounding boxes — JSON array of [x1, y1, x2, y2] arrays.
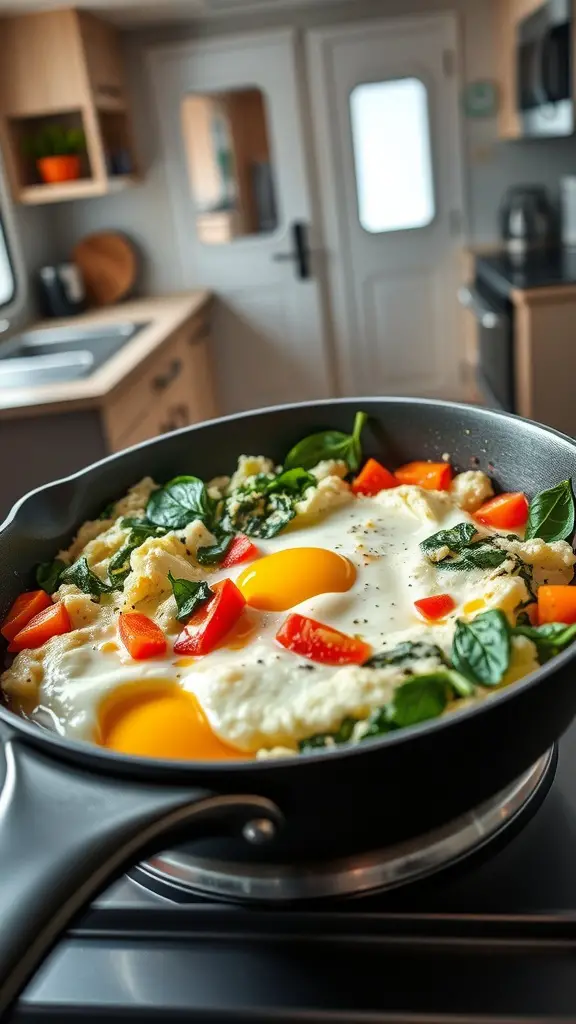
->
[[0, 292, 211, 419]]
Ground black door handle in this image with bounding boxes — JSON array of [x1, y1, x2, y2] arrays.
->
[[272, 221, 311, 280]]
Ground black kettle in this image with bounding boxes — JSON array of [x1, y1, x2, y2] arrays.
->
[[499, 185, 555, 259]]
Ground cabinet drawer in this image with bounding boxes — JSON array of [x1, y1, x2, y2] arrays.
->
[[103, 334, 186, 450], [111, 377, 196, 452]]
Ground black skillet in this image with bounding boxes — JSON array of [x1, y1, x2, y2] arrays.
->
[[1, 397, 576, 1016]]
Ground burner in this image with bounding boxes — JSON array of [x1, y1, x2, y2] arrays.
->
[[130, 747, 556, 904]]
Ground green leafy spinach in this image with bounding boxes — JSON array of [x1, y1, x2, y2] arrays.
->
[[36, 559, 67, 594], [146, 476, 212, 531], [420, 522, 477, 558], [298, 717, 357, 752], [525, 479, 575, 542], [283, 411, 367, 472], [451, 609, 511, 686], [513, 621, 576, 662], [196, 534, 234, 567], [59, 557, 114, 598], [168, 572, 214, 622], [364, 640, 448, 669], [108, 519, 166, 588]]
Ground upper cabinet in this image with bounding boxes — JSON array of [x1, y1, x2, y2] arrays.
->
[[496, 0, 573, 139], [0, 8, 138, 204]]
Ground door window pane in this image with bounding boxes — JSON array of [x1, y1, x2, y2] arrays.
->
[[350, 77, 435, 234], [181, 88, 278, 245]]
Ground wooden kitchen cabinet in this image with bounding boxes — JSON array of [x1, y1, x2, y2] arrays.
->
[[102, 315, 217, 453], [0, 7, 137, 204], [496, 0, 555, 139]]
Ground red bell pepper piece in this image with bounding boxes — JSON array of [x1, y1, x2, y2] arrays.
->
[[351, 458, 398, 496], [276, 613, 371, 666], [414, 594, 456, 622], [1, 590, 52, 642], [9, 602, 71, 653], [475, 492, 529, 530], [119, 612, 167, 660], [394, 461, 453, 491], [174, 578, 246, 656], [221, 534, 260, 568]]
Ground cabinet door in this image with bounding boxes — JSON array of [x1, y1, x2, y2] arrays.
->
[[78, 12, 125, 108], [175, 322, 218, 423]]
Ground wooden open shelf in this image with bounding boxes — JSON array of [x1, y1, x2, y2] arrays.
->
[[0, 7, 138, 205]]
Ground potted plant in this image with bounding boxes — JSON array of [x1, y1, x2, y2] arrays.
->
[[25, 125, 86, 185]]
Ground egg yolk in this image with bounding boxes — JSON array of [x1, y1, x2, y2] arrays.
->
[[98, 684, 249, 761], [235, 547, 356, 611]]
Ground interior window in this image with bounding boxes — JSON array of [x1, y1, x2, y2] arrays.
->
[[0, 211, 16, 309], [181, 87, 278, 245], [350, 77, 435, 234]]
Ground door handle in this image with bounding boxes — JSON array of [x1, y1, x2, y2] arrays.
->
[[457, 286, 501, 329], [272, 222, 311, 280]]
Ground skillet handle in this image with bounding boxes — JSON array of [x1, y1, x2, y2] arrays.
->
[[0, 732, 282, 1019]]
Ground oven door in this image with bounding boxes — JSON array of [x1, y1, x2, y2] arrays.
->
[[458, 285, 515, 413], [517, 0, 573, 138]]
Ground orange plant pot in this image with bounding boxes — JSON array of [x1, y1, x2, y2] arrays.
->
[[37, 155, 82, 185]]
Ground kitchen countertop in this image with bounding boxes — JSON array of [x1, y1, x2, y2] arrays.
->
[[476, 250, 576, 300], [0, 291, 211, 417]]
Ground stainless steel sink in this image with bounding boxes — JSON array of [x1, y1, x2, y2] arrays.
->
[[0, 321, 149, 389]]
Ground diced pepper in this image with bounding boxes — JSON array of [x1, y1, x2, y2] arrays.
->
[[1, 590, 52, 642], [9, 602, 71, 653], [538, 586, 576, 625], [394, 461, 453, 491], [276, 613, 371, 666], [414, 594, 456, 621], [221, 534, 260, 568], [119, 613, 167, 660], [174, 578, 246, 656], [475, 492, 529, 530], [351, 458, 398, 496]]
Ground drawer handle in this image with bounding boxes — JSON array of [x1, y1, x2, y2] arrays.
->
[[159, 404, 190, 434], [152, 359, 182, 392]]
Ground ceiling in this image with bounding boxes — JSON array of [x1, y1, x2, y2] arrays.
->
[[0, 0, 348, 25]]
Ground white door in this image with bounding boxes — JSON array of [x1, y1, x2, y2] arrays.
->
[[148, 31, 332, 414], [308, 15, 465, 399]]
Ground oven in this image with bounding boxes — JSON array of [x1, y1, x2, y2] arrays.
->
[[517, 0, 573, 138], [458, 282, 515, 413]]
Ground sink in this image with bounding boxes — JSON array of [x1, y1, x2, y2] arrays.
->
[[0, 322, 149, 388]]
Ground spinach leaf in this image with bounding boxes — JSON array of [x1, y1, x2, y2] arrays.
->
[[513, 621, 576, 662], [224, 491, 295, 539], [420, 522, 477, 558], [525, 479, 575, 542], [146, 475, 211, 530], [265, 468, 316, 496], [451, 609, 510, 686], [108, 520, 167, 588], [36, 559, 66, 594], [197, 534, 234, 567], [59, 557, 114, 598], [98, 501, 116, 520], [364, 640, 448, 669], [283, 411, 367, 472], [388, 673, 452, 728], [299, 717, 358, 752], [167, 572, 213, 623], [436, 542, 508, 573]]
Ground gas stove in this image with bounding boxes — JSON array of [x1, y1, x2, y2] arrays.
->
[[12, 721, 576, 1023]]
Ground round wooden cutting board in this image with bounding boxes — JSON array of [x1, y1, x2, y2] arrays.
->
[[73, 231, 138, 307]]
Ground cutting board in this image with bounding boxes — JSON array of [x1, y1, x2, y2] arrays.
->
[[73, 232, 138, 307]]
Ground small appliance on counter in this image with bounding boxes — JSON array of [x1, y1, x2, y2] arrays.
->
[[561, 175, 576, 247], [37, 263, 87, 318], [499, 185, 555, 259]]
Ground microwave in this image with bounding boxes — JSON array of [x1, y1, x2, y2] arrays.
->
[[517, 0, 573, 137]]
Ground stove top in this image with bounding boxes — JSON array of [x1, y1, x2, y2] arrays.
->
[[12, 722, 576, 1022]]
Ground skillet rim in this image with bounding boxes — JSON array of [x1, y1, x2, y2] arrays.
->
[[1, 394, 576, 775]]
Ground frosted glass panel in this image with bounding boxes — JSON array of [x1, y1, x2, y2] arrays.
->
[[0, 216, 14, 307], [350, 77, 435, 234]]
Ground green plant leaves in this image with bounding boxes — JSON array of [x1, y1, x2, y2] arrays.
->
[[420, 522, 477, 558], [436, 543, 509, 572], [146, 476, 211, 530], [283, 411, 367, 472], [36, 559, 66, 594], [513, 622, 576, 662], [363, 640, 448, 669], [167, 572, 213, 623], [265, 468, 316, 495], [451, 609, 511, 686], [59, 557, 114, 598], [196, 534, 234, 567], [524, 479, 575, 542], [298, 717, 357, 752]]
